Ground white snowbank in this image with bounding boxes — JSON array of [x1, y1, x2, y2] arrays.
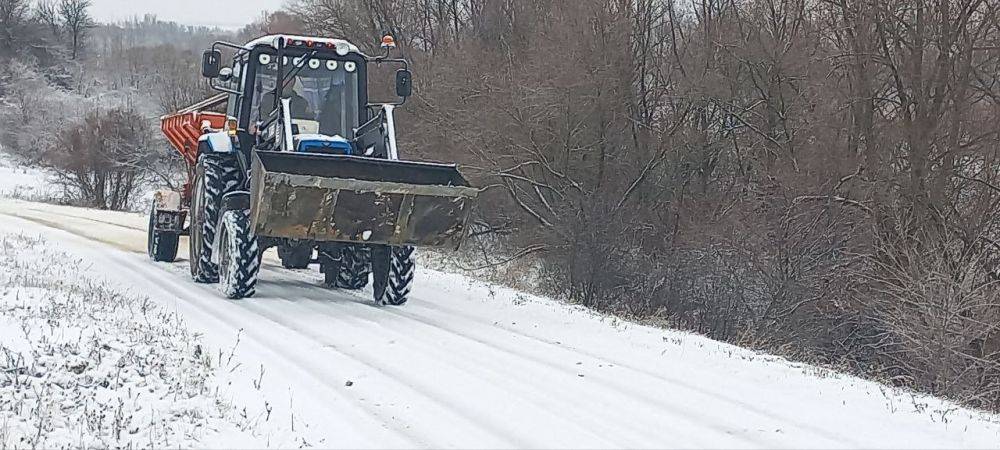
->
[[0, 154, 58, 202], [0, 232, 264, 448]]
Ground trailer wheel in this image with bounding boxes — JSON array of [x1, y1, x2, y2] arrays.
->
[[147, 203, 179, 262], [189, 153, 240, 283], [218, 210, 260, 299], [373, 246, 414, 306], [336, 245, 371, 289]]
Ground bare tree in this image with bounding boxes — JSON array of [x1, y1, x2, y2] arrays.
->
[[34, 0, 60, 37], [58, 0, 93, 60], [0, 0, 30, 53]]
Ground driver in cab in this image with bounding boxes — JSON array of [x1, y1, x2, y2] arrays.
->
[[259, 75, 313, 121]]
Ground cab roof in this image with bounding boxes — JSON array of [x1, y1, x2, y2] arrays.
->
[[243, 35, 361, 54]]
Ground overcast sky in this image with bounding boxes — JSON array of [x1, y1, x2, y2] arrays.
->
[[89, 0, 285, 29]]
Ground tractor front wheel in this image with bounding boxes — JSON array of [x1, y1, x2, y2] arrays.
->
[[189, 153, 240, 283], [218, 210, 261, 299], [372, 245, 415, 306]]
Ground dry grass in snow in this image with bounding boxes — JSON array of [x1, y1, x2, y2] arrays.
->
[[0, 232, 262, 449]]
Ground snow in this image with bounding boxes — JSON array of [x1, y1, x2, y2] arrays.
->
[[0, 231, 266, 448], [0, 155, 58, 202], [0, 195, 999, 448]]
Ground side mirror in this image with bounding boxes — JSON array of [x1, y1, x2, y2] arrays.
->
[[202, 49, 221, 78], [218, 67, 234, 81], [395, 69, 412, 98]]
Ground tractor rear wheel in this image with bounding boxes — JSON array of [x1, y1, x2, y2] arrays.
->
[[218, 210, 260, 299], [336, 245, 371, 289], [319, 248, 343, 287], [189, 153, 240, 283], [147, 203, 179, 262], [278, 242, 313, 269], [372, 245, 414, 306]]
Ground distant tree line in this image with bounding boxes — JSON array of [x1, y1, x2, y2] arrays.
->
[[266, 0, 1000, 411], [0, 0, 226, 209]]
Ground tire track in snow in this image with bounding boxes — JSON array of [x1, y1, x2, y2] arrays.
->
[[259, 262, 854, 447], [100, 251, 433, 448], [20, 205, 147, 232], [265, 283, 783, 448], [253, 289, 715, 448], [0, 220, 426, 449], [107, 251, 532, 448], [266, 266, 857, 447], [236, 295, 588, 448], [388, 298, 865, 447], [390, 291, 875, 446]]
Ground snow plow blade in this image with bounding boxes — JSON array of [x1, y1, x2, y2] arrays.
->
[[250, 151, 478, 250]]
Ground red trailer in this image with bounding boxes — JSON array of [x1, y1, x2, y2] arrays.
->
[[146, 94, 229, 262], [159, 94, 229, 203]]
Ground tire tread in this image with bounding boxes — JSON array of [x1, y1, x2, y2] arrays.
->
[[219, 210, 260, 299], [191, 154, 240, 283]]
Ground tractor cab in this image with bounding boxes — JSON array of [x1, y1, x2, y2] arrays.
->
[[201, 35, 411, 159]]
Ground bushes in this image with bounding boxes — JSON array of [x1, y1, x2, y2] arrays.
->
[[857, 220, 1000, 407], [43, 107, 154, 210], [287, 0, 1000, 410], [0, 62, 157, 210], [0, 64, 160, 210], [0, 10, 218, 210]]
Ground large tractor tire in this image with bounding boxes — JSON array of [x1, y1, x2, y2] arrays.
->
[[217, 210, 261, 299], [147, 203, 179, 262], [372, 245, 415, 306], [336, 245, 371, 289], [278, 242, 313, 269], [189, 153, 241, 283]]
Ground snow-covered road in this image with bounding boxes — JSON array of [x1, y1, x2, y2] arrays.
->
[[1, 197, 999, 449]]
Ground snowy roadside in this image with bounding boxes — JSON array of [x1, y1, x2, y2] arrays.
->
[[0, 232, 264, 448], [0, 154, 58, 203], [1, 153, 999, 447]]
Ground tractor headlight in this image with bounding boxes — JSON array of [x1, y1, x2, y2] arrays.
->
[[335, 42, 351, 56]]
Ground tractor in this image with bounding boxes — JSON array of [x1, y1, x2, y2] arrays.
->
[[148, 34, 477, 304]]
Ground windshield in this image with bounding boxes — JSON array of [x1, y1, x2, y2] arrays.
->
[[250, 53, 361, 139]]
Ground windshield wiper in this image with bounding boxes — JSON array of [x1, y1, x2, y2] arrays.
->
[[279, 50, 319, 93], [269, 49, 319, 121]]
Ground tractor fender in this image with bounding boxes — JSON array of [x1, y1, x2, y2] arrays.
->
[[198, 131, 237, 154], [210, 190, 251, 264]]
